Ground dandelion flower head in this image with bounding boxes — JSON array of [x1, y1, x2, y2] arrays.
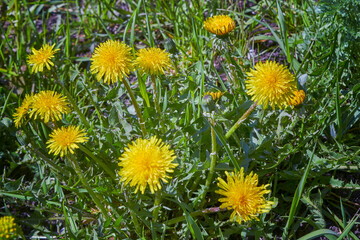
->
[[118, 136, 178, 194], [134, 47, 172, 76], [47, 125, 88, 157], [203, 15, 235, 36], [0, 216, 19, 239], [289, 89, 305, 107], [27, 43, 59, 73], [90, 40, 133, 85], [216, 168, 274, 224], [13, 94, 34, 128], [245, 61, 297, 109], [29, 90, 70, 123], [204, 91, 225, 101]]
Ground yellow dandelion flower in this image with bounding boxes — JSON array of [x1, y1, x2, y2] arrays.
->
[[0, 216, 19, 239], [47, 125, 88, 157], [29, 90, 70, 123], [216, 168, 274, 224], [13, 94, 34, 128], [27, 43, 59, 73], [289, 89, 305, 107], [203, 15, 235, 36], [118, 136, 178, 194], [245, 61, 297, 109], [134, 47, 172, 76], [204, 91, 225, 101], [90, 40, 133, 84]]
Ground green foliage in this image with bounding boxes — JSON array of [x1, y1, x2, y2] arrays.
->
[[0, 0, 359, 239]]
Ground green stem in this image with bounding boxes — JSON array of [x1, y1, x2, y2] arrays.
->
[[198, 118, 217, 208], [122, 78, 147, 137], [67, 154, 110, 220], [78, 145, 116, 181], [225, 102, 257, 139], [150, 75, 161, 114], [153, 191, 162, 222]]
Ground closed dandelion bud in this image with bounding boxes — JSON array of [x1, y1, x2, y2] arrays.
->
[[289, 89, 305, 108]]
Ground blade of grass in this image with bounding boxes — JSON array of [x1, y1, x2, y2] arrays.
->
[[137, 73, 151, 107], [184, 209, 204, 240], [298, 229, 339, 240], [66, 0, 71, 58], [340, 198, 346, 227], [275, 0, 291, 64], [282, 140, 318, 239], [143, 0, 154, 47], [0, 88, 13, 117], [337, 211, 360, 240], [122, 0, 142, 48], [191, 16, 205, 118], [324, 209, 360, 240], [62, 203, 78, 239]]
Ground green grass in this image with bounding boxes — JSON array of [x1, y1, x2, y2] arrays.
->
[[1, 0, 360, 239]]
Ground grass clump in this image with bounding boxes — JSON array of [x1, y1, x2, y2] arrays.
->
[[0, 0, 359, 239]]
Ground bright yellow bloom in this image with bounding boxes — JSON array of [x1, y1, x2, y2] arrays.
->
[[203, 15, 235, 36], [216, 168, 273, 224], [245, 61, 297, 109], [90, 40, 133, 84], [47, 125, 88, 157], [118, 136, 178, 194], [29, 90, 70, 123], [13, 94, 34, 128], [0, 216, 18, 239], [204, 91, 225, 101], [134, 47, 172, 76], [27, 43, 59, 73], [289, 89, 305, 107]]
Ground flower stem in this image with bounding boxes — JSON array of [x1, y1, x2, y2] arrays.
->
[[153, 191, 162, 221], [225, 102, 257, 139], [67, 154, 110, 220], [122, 78, 147, 137], [198, 118, 217, 208], [150, 75, 161, 114], [78, 145, 116, 182]]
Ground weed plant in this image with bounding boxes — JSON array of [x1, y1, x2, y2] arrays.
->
[[0, 0, 359, 239]]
